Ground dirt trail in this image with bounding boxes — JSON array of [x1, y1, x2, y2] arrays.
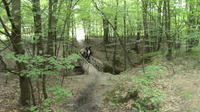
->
[[55, 61, 115, 112], [72, 63, 103, 112]]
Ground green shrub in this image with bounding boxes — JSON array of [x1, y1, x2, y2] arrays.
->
[[105, 65, 166, 112]]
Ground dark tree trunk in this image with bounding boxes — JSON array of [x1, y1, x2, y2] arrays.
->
[[32, 0, 43, 104], [141, 0, 150, 52], [123, 0, 127, 70], [112, 0, 118, 74], [103, 18, 109, 44], [47, 0, 58, 56], [2, 0, 31, 106], [63, 0, 72, 57], [32, 0, 43, 55], [186, 0, 199, 52], [164, 0, 172, 59], [156, 0, 163, 50]]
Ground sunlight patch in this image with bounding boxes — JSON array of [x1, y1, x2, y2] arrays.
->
[[76, 27, 85, 43]]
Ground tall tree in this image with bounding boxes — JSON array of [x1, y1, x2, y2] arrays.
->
[[164, 0, 172, 59], [32, 0, 43, 56], [2, 0, 31, 106], [186, 0, 199, 52], [47, 0, 58, 56], [103, 18, 109, 44], [123, 0, 127, 70], [112, 0, 119, 74], [141, 0, 149, 52], [156, 0, 163, 50], [31, 0, 43, 105]]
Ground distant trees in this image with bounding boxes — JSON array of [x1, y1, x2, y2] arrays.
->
[[32, 0, 43, 56], [164, 0, 172, 59], [186, 0, 199, 52]]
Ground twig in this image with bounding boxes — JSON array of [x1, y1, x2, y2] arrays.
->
[[0, 16, 11, 38]]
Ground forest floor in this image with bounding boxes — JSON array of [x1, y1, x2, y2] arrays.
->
[[0, 54, 200, 112], [160, 56, 200, 112], [56, 57, 200, 112], [0, 39, 200, 112]]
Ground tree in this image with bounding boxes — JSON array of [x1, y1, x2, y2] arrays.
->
[[164, 0, 172, 59], [103, 18, 109, 44], [32, 0, 43, 56], [112, 0, 119, 74], [141, 0, 150, 52], [186, 0, 199, 52], [2, 0, 31, 106], [47, 0, 58, 56]]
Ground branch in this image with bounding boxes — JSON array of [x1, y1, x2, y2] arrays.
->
[[0, 30, 7, 36], [0, 16, 11, 37], [72, 0, 80, 8], [0, 45, 10, 52], [0, 39, 12, 52], [0, 56, 18, 75], [2, 0, 15, 29], [92, 0, 135, 67], [0, 39, 8, 47]]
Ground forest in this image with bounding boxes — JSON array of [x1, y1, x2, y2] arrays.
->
[[0, 0, 200, 112]]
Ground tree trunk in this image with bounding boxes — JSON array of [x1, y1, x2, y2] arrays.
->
[[103, 18, 109, 43], [123, 0, 127, 70], [164, 0, 172, 59], [63, 0, 72, 57], [157, 0, 163, 50], [47, 0, 58, 56], [141, 0, 150, 52], [10, 0, 31, 106], [32, 0, 43, 55], [32, 0, 43, 103], [186, 0, 199, 52], [112, 0, 119, 74]]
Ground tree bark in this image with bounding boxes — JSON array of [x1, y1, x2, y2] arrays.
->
[[112, 0, 118, 74], [123, 0, 127, 70], [141, 0, 150, 52], [156, 0, 163, 50], [164, 0, 172, 59], [2, 0, 31, 106], [47, 0, 58, 56], [32, 0, 43, 55], [103, 18, 109, 44], [186, 0, 199, 52], [31, 0, 43, 103]]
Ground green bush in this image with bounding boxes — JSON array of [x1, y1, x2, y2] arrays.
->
[[105, 65, 166, 112]]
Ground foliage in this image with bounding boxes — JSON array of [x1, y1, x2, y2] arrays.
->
[[105, 65, 166, 112], [30, 85, 73, 112], [132, 65, 166, 112], [0, 0, 200, 111], [47, 85, 73, 104], [1, 53, 80, 79]]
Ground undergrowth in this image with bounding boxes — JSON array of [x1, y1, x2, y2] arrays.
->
[[105, 65, 166, 112]]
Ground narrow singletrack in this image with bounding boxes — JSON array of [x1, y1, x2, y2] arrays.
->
[[71, 62, 107, 112]]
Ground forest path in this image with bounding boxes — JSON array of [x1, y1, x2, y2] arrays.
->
[[61, 39, 115, 112], [72, 62, 106, 112], [55, 62, 115, 112]]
